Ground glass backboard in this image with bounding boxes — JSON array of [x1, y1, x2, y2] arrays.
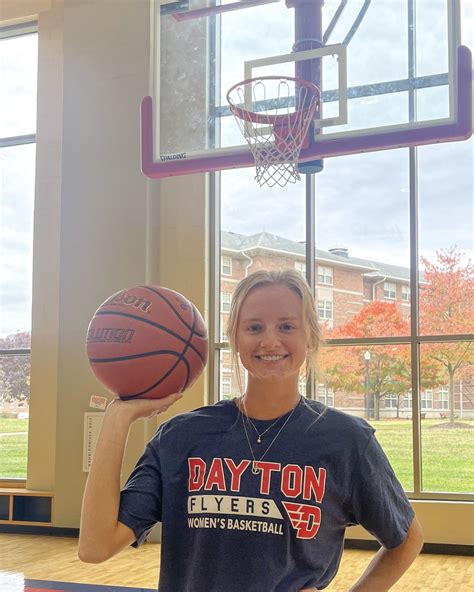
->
[[141, 0, 472, 178]]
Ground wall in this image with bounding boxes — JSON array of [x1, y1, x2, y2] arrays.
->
[[27, 0, 64, 499], [0, 0, 52, 23]]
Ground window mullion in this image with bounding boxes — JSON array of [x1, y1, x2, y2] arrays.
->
[[408, 0, 422, 498], [0, 134, 36, 148], [306, 173, 316, 400]]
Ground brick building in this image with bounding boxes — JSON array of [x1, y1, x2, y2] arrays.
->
[[219, 230, 473, 419], [1, 231, 470, 420]]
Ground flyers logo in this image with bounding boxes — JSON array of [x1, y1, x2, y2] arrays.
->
[[282, 502, 321, 539]]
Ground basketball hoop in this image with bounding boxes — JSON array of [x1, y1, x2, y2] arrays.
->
[[226, 76, 320, 187]]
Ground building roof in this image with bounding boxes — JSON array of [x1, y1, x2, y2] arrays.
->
[[221, 230, 425, 282]]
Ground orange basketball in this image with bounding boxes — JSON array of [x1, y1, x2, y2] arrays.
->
[[86, 285, 208, 400]]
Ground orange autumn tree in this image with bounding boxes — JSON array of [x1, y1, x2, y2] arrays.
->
[[319, 301, 411, 420], [419, 247, 474, 424]]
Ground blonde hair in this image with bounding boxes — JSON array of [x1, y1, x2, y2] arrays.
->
[[227, 269, 322, 395]]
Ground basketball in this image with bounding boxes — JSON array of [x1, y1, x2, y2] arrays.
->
[[86, 285, 208, 400]]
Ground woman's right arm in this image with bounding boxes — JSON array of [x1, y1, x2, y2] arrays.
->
[[78, 393, 182, 563]]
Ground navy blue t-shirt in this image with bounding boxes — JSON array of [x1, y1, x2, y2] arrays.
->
[[118, 398, 414, 591]]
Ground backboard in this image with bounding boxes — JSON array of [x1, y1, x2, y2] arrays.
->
[[142, 0, 472, 179]]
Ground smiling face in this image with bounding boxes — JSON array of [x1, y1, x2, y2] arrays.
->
[[235, 283, 308, 387]]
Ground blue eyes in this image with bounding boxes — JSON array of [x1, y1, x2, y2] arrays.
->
[[246, 323, 295, 333]]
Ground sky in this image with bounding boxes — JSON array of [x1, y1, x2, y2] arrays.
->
[[1, 0, 473, 338], [218, 0, 473, 265], [1, 33, 37, 339]]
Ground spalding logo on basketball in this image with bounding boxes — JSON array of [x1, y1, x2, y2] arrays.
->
[[86, 285, 208, 400]]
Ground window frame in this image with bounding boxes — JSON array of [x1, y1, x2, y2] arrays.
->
[[384, 281, 397, 300], [220, 291, 232, 313], [317, 299, 333, 320], [208, 7, 474, 504], [294, 260, 306, 275], [317, 384, 334, 407], [0, 21, 38, 486], [438, 387, 449, 410], [421, 389, 433, 410], [221, 255, 232, 276], [210, 172, 473, 502], [404, 392, 413, 409], [318, 266, 333, 285], [221, 375, 232, 397], [385, 394, 399, 409]]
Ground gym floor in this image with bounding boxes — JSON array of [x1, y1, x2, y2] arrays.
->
[[0, 534, 472, 592]]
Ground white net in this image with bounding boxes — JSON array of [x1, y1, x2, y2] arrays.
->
[[227, 76, 320, 187]]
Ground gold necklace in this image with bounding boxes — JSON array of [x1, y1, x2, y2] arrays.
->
[[246, 413, 286, 443]]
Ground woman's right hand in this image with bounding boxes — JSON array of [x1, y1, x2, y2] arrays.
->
[[106, 391, 183, 423]]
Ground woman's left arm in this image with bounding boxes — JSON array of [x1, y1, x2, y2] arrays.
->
[[349, 517, 424, 592]]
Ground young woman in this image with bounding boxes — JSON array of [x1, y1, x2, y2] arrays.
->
[[79, 269, 423, 591]]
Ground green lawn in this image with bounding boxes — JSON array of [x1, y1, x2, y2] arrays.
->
[[0, 417, 29, 478], [0, 418, 472, 493], [0, 417, 29, 433], [372, 419, 474, 493]]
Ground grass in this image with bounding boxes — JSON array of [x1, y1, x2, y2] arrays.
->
[[0, 418, 472, 492], [372, 419, 474, 494], [0, 418, 29, 433], [0, 418, 29, 479], [371, 420, 415, 490]]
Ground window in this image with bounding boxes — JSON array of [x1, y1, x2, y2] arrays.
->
[[318, 266, 333, 285], [298, 376, 307, 396], [221, 255, 232, 276], [421, 389, 433, 410], [214, 2, 474, 498], [0, 25, 38, 480], [438, 387, 449, 410], [221, 376, 232, 398], [404, 392, 412, 409], [220, 325, 229, 342], [384, 282, 396, 299], [221, 292, 232, 313], [318, 300, 333, 320], [317, 385, 334, 407], [294, 261, 305, 276], [385, 394, 398, 408]]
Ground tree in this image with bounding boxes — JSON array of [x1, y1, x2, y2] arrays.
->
[[319, 300, 441, 420], [0, 332, 31, 407], [420, 248, 474, 424], [320, 302, 412, 420], [319, 248, 472, 422]]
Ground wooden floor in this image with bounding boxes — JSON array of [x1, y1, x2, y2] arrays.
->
[[0, 534, 472, 591]]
